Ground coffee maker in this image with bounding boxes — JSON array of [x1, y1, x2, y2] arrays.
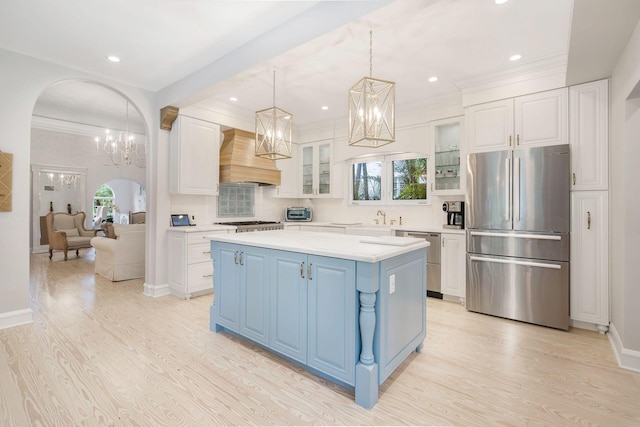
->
[[443, 201, 465, 229]]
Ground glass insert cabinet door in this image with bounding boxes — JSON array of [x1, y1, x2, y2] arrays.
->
[[301, 142, 332, 196], [302, 146, 314, 196], [432, 116, 463, 194]]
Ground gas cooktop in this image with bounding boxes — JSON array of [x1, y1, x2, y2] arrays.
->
[[215, 220, 283, 232]]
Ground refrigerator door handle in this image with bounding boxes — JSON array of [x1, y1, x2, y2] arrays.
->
[[469, 231, 562, 241], [514, 156, 521, 222], [506, 157, 512, 221], [469, 255, 562, 270]]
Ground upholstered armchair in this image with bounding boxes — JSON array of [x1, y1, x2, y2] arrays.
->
[[90, 224, 145, 281], [45, 212, 97, 261]]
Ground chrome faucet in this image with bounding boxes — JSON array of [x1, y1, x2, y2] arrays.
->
[[376, 209, 386, 225]]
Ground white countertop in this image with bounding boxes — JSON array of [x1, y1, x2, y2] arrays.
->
[[283, 221, 466, 235], [206, 230, 429, 263], [168, 224, 237, 233]]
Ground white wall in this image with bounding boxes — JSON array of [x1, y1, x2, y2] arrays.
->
[[0, 49, 155, 328], [609, 17, 640, 367]]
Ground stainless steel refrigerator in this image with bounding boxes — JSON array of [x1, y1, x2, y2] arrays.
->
[[466, 144, 570, 330]]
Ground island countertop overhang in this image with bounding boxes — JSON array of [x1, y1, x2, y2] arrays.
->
[[206, 230, 429, 263]]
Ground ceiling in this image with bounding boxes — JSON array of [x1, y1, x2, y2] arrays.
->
[[4, 0, 640, 132]]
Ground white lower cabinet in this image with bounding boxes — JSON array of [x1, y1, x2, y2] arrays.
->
[[168, 229, 231, 299], [570, 191, 609, 332], [441, 233, 466, 303]]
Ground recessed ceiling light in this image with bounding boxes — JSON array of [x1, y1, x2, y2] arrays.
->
[[321, 106, 329, 110], [494, 0, 509, 4], [509, 54, 522, 61], [107, 55, 120, 63], [428, 76, 438, 83], [229, 97, 238, 102]]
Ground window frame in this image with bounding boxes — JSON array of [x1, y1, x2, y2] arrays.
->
[[349, 152, 431, 206]]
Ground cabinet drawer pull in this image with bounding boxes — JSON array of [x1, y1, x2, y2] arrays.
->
[[234, 251, 238, 264], [308, 263, 313, 281], [202, 273, 213, 278], [587, 211, 591, 230], [509, 135, 512, 146], [300, 262, 305, 279], [202, 250, 211, 255], [572, 173, 576, 186], [516, 134, 520, 145], [239, 252, 244, 266]]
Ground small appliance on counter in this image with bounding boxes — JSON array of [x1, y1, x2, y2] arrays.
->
[[285, 206, 312, 222], [443, 201, 464, 229]]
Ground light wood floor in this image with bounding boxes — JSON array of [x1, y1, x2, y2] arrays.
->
[[0, 251, 638, 426]]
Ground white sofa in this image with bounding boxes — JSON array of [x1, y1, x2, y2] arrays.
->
[[90, 223, 145, 281]]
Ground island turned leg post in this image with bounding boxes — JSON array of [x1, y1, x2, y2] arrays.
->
[[355, 291, 378, 409]]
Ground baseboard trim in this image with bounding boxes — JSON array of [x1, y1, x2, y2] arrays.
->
[[143, 282, 171, 298], [0, 308, 34, 330], [608, 322, 640, 373]]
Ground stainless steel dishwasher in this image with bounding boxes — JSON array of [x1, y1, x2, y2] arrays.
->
[[395, 231, 442, 298]]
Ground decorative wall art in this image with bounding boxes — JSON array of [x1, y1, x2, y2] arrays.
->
[[0, 151, 12, 211]]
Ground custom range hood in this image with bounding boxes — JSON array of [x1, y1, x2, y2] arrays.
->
[[219, 128, 281, 186]]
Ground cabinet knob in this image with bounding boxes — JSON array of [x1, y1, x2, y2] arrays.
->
[[587, 211, 591, 230]]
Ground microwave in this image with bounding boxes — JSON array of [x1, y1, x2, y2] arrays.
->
[[285, 207, 312, 222]]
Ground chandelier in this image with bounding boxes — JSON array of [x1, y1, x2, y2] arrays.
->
[[95, 100, 146, 168], [255, 71, 293, 160], [46, 172, 79, 191], [348, 30, 395, 148]]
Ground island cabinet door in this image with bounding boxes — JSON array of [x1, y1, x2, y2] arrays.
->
[[239, 247, 271, 346], [269, 250, 308, 364], [307, 256, 356, 385], [213, 242, 241, 332]]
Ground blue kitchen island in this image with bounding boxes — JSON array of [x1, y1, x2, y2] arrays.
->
[[207, 230, 428, 409]]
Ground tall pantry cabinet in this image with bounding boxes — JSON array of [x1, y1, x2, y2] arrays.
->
[[568, 79, 609, 333]]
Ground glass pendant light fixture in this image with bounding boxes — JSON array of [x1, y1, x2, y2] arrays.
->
[[348, 30, 395, 148], [255, 71, 293, 160], [95, 100, 146, 168]]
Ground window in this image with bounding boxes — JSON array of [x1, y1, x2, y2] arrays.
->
[[351, 154, 429, 204], [352, 160, 382, 201], [93, 184, 115, 219]]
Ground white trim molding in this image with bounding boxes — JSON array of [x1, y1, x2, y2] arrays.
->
[[608, 322, 640, 373], [143, 282, 171, 298], [0, 308, 33, 330]]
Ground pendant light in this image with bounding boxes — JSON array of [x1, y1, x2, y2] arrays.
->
[[255, 71, 293, 160], [348, 30, 395, 148]]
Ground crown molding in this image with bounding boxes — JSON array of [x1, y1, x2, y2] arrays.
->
[[31, 116, 146, 141]]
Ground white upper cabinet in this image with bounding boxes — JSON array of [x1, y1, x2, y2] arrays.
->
[[270, 144, 299, 198], [569, 79, 609, 191], [169, 115, 220, 195], [465, 99, 513, 152], [466, 88, 568, 153], [300, 141, 343, 198], [430, 116, 465, 195]]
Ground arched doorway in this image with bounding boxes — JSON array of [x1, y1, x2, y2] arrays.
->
[[30, 80, 148, 258]]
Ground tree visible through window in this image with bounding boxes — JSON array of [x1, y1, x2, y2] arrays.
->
[[93, 184, 115, 220], [393, 158, 427, 200], [353, 161, 382, 201]]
